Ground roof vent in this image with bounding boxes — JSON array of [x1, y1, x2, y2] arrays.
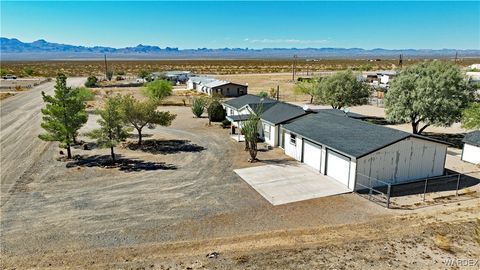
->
[[302, 105, 310, 111]]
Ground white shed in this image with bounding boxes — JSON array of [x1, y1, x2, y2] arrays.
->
[[282, 110, 448, 190], [461, 131, 480, 165]]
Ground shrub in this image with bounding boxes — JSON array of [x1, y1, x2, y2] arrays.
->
[[257, 91, 268, 98], [207, 100, 226, 122], [75, 87, 95, 101], [115, 76, 124, 81], [221, 119, 231, 128], [142, 79, 173, 102], [106, 70, 113, 81], [191, 97, 207, 118], [116, 71, 125, 76], [85, 76, 98, 87], [23, 67, 35, 76]]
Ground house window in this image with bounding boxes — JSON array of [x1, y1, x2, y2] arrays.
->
[[264, 123, 271, 139], [290, 134, 296, 145]]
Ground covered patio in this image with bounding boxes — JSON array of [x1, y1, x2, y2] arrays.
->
[[226, 114, 251, 142]]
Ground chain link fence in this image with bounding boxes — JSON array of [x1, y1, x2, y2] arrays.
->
[[354, 170, 480, 209]]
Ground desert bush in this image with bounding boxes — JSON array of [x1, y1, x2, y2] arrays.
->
[[257, 91, 268, 98], [85, 76, 98, 87], [106, 70, 113, 81], [142, 79, 173, 103], [115, 76, 124, 81], [221, 119, 231, 128], [75, 87, 95, 101], [116, 71, 125, 76], [207, 100, 226, 122], [191, 97, 207, 118], [433, 234, 453, 252], [23, 67, 35, 76]]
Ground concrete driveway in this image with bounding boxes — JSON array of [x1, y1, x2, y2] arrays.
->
[[234, 164, 351, 205]]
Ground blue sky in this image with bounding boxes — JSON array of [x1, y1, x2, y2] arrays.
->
[[1, 1, 479, 49]]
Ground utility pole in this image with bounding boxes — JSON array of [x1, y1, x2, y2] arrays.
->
[[292, 54, 298, 81], [399, 54, 403, 68], [104, 54, 108, 79], [276, 85, 280, 101], [454, 51, 458, 64]]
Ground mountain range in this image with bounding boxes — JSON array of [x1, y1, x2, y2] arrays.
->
[[1, 37, 479, 60]]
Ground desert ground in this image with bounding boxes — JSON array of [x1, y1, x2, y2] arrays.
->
[[1, 77, 479, 269], [2, 58, 480, 78]]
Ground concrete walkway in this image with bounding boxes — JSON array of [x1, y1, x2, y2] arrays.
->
[[234, 164, 351, 205]]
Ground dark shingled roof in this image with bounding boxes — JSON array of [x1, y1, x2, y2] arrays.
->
[[223, 94, 307, 124], [226, 114, 251, 122], [261, 102, 309, 124], [283, 110, 446, 158], [463, 130, 480, 147], [223, 94, 276, 110]]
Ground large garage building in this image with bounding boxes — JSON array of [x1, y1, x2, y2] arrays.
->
[[281, 110, 448, 190]]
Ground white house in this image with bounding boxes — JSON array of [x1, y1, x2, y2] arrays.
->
[[187, 77, 248, 97], [281, 110, 448, 190], [223, 95, 307, 147], [461, 131, 480, 164]]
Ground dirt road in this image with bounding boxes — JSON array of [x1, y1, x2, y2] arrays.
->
[[0, 77, 85, 207]]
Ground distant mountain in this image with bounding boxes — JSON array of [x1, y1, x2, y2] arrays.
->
[[1, 37, 479, 60]]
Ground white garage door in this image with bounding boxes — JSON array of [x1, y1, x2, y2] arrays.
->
[[303, 140, 321, 171], [326, 150, 350, 187]]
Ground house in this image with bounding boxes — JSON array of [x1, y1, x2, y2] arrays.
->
[[223, 95, 308, 147], [281, 110, 448, 190], [151, 71, 191, 83], [461, 131, 480, 164], [187, 76, 247, 97], [376, 70, 397, 89]]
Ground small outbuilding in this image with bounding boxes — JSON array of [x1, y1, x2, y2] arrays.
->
[[461, 131, 480, 164], [187, 77, 247, 97], [281, 110, 448, 190]]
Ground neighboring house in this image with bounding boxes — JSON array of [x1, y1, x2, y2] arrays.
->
[[223, 95, 308, 147], [151, 71, 191, 83], [461, 131, 480, 164], [376, 70, 397, 89], [187, 76, 247, 97], [281, 110, 448, 190]]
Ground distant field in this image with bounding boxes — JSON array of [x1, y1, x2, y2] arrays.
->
[[2, 58, 479, 77]]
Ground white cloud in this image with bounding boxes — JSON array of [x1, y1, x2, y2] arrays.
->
[[244, 38, 330, 44]]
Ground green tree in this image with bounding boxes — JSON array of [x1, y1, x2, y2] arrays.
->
[[385, 61, 474, 134], [191, 97, 207, 118], [316, 70, 371, 109], [39, 73, 88, 159], [88, 95, 129, 164], [142, 79, 173, 103], [294, 80, 320, 104], [122, 95, 176, 145], [461, 103, 480, 130], [257, 91, 269, 98], [85, 76, 98, 87]]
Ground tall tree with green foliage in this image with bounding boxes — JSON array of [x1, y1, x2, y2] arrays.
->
[[88, 95, 130, 163], [142, 79, 173, 103], [385, 61, 474, 134], [122, 95, 176, 145], [294, 79, 320, 104], [316, 70, 371, 109], [461, 103, 480, 130], [39, 73, 88, 159]]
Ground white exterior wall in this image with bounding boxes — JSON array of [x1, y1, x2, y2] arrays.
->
[[462, 143, 480, 164], [225, 106, 251, 128], [262, 121, 277, 147], [356, 137, 447, 188], [284, 132, 302, 161]]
